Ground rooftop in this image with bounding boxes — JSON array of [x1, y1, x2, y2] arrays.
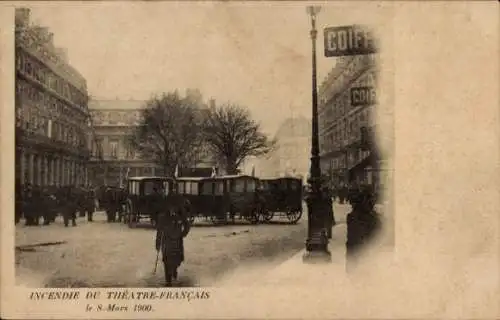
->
[[88, 99, 147, 110]]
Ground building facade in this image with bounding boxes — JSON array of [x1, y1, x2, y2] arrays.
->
[[15, 8, 95, 188], [259, 117, 311, 181], [88, 99, 162, 187], [318, 54, 384, 190], [88, 97, 217, 186]]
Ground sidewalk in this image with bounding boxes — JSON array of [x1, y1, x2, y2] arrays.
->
[[260, 223, 348, 286]]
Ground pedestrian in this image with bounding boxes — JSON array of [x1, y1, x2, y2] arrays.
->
[[85, 186, 96, 222], [41, 187, 53, 225], [104, 187, 117, 222], [62, 186, 77, 227], [24, 184, 40, 226], [154, 189, 190, 287], [345, 186, 380, 272], [322, 186, 335, 239], [15, 183, 23, 225]]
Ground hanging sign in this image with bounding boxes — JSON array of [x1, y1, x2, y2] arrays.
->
[[351, 86, 376, 107], [324, 25, 377, 57]]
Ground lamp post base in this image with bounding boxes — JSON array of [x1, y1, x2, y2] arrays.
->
[[303, 189, 333, 264]]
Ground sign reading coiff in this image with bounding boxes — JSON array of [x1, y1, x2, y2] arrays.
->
[[351, 86, 376, 107], [324, 25, 377, 57]]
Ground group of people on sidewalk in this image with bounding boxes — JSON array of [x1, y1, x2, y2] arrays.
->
[[15, 183, 96, 227]]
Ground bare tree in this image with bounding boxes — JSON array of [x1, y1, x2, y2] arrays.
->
[[203, 103, 276, 175], [130, 91, 204, 176]]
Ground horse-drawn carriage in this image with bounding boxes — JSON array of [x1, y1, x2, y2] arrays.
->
[[258, 177, 303, 224], [177, 175, 262, 225], [122, 176, 184, 228]]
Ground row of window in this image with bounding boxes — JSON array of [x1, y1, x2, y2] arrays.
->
[[16, 49, 87, 109], [91, 110, 142, 126], [18, 102, 87, 148], [177, 179, 257, 195], [325, 149, 371, 171], [16, 79, 86, 127], [320, 108, 370, 152], [107, 139, 136, 159], [16, 28, 87, 91]]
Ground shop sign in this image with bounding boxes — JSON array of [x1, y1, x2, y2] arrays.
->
[[324, 25, 377, 57]]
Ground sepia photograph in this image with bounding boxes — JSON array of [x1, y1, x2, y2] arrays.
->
[[13, 3, 393, 289], [2, 1, 499, 319]]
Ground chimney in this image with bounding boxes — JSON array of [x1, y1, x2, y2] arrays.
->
[[15, 8, 30, 28], [55, 47, 68, 63]]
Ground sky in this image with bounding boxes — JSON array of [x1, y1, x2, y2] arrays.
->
[[27, 2, 389, 135]]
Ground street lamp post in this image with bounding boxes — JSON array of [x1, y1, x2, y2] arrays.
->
[[303, 6, 332, 262]]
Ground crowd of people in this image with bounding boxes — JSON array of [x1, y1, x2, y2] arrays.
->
[[14, 184, 131, 227], [15, 184, 96, 227]]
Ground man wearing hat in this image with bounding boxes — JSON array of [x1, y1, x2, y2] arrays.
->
[[155, 193, 191, 287]]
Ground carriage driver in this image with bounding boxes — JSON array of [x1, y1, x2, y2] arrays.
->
[[154, 191, 191, 287]]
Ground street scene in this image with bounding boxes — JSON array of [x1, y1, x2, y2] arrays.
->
[[14, 4, 392, 288], [15, 203, 356, 288]]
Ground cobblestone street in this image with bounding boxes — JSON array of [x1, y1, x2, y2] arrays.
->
[[15, 203, 358, 288]]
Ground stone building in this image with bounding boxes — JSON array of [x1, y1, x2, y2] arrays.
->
[[259, 117, 311, 181], [318, 54, 384, 190], [15, 8, 96, 187], [88, 99, 161, 187], [88, 97, 217, 186]]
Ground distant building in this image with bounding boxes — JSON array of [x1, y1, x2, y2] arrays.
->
[[87, 99, 161, 187], [260, 117, 311, 181], [318, 54, 385, 190], [88, 95, 217, 186], [15, 8, 95, 187]]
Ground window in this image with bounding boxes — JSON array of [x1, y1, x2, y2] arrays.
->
[[163, 181, 170, 195], [110, 140, 118, 159], [143, 181, 155, 195], [143, 180, 165, 195], [247, 179, 255, 192], [126, 142, 135, 159], [129, 181, 139, 195], [178, 181, 185, 194], [215, 181, 224, 195], [201, 182, 213, 195], [190, 182, 199, 195], [233, 180, 245, 193]]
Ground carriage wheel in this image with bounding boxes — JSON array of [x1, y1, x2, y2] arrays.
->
[[210, 215, 218, 224], [247, 210, 259, 225], [286, 209, 302, 224], [259, 208, 274, 223]]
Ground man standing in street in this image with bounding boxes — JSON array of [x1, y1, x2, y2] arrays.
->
[[85, 186, 96, 222], [62, 186, 77, 227], [154, 186, 191, 287]]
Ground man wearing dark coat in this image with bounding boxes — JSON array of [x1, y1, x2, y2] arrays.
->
[[85, 187, 96, 222], [62, 186, 77, 227], [322, 186, 336, 239], [154, 187, 191, 287], [24, 184, 40, 226], [346, 186, 381, 271]]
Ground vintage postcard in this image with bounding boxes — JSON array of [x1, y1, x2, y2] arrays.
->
[[1, 1, 498, 319]]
